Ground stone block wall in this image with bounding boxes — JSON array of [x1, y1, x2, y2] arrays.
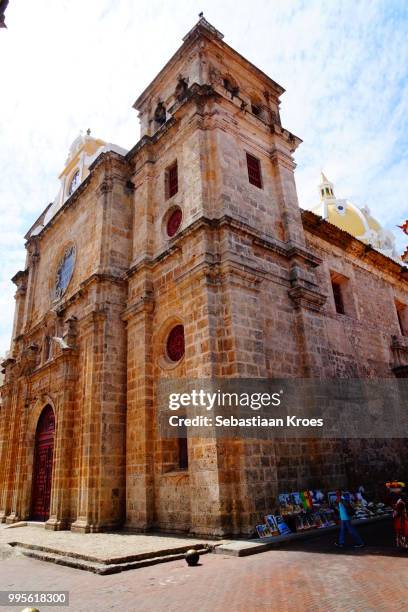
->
[[2, 19, 408, 538]]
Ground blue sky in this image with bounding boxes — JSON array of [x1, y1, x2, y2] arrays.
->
[[0, 0, 407, 356]]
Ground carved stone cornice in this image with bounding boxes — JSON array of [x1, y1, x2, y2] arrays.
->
[[286, 244, 322, 268], [288, 257, 327, 312], [125, 214, 323, 282], [122, 295, 155, 322], [11, 269, 29, 290], [1, 357, 16, 385], [302, 209, 407, 282], [20, 347, 78, 386], [220, 260, 264, 292], [270, 139, 300, 166], [288, 285, 327, 312], [78, 307, 108, 332], [174, 259, 220, 288]]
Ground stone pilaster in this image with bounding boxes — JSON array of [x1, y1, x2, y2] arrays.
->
[[270, 144, 305, 247], [46, 349, 77, 530], [22, 239, 40, 333], [123, 284, 155, 530], [70, 309, 100, 532], [0, 376, 24, 523], [10, 270, 28, 356], [71, 302, 126, 533]]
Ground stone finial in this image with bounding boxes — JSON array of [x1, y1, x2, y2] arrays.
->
[[183, 15, 224, 42]]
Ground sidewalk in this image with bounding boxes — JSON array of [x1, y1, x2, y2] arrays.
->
[[0, 515, 391, 573]]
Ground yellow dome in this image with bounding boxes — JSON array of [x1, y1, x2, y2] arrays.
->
[[312, 173, 400, 261], [326, 202, 367, 237], [366, 215, 382, 233]]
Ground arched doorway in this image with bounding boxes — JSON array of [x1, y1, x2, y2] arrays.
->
[[30, 405, 55, 521]]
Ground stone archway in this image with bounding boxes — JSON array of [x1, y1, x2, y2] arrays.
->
[[30, 405, 55, 521]]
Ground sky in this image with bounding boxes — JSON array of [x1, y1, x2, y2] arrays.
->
[[0, 0, 407, 356]]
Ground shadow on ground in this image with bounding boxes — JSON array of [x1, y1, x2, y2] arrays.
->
[[275, 518, 408, 558]]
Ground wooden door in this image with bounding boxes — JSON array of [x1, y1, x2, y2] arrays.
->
[[30, 405, 55, 521]]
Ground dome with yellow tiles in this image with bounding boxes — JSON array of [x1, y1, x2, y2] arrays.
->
[[312, 172, 400, 261]]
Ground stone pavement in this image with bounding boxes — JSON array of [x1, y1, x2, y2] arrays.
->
[[0, 523, 217, 563], [0, 520, 407, 611]]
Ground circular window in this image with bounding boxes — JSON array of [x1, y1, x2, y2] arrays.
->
[[166, 207, 182, 237], [166, 325, 185, 362], [54, 245, 76, 300], [68, 170, 81, 195]]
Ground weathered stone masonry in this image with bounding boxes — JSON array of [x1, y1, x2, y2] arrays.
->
[[1, 18, 408, 536]]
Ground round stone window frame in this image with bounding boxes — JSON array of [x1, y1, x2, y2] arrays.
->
[[50, 242, 77, 303], [162, 205, 183, 240], [166, 324, 185, 362], [158, 318, 186, 370]]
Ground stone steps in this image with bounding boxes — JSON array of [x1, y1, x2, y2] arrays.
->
[[9, 542, 211, 574]]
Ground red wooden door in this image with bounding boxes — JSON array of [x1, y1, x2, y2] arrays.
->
[[30, 406, 55, 521]]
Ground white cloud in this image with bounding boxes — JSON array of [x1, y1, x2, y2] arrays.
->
[[0, 0, 407, 355]]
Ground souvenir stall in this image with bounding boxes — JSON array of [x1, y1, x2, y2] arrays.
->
[[255, 487, 393, 539]]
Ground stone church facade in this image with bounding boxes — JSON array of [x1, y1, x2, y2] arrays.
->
[[1, 18, 407, 536]]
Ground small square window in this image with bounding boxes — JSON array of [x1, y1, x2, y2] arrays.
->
[[165, 161, 178, 199], [178, 436, 188, 470], [331, 281, 345, 314], [246, 153, 262, 189], [395, 300, 407, 336]]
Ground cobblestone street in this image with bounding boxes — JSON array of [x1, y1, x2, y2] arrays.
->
[[0, 520, 407, 612]]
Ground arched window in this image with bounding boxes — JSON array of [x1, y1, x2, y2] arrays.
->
[[68, 169, 81, 196]]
